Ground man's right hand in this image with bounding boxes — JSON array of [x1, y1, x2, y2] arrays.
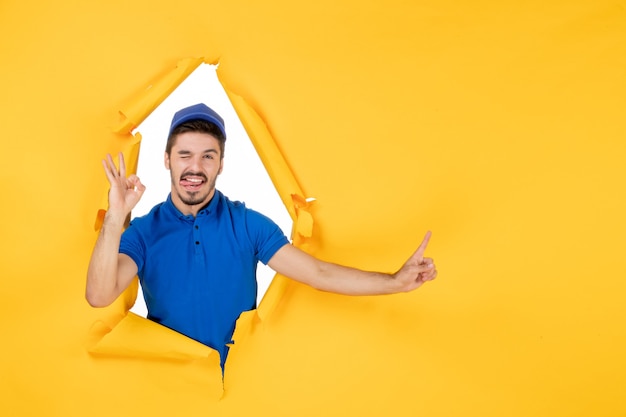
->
[[102, 152, 146, 217], [86, 152, 143, 308]]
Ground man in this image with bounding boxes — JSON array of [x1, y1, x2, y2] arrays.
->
[[86, 103, 438, 369]]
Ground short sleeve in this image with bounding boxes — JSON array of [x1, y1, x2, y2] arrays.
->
[[119, 220, 146, 274], [245, 209, 289, 265]]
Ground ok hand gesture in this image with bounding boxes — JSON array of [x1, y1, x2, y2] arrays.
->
[[102, 152, 146, 218]]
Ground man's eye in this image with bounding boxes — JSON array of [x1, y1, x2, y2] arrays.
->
[[203, 155, 214, 159]]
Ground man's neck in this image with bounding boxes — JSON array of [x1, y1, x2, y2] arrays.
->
[[171, 190, 216, 217]]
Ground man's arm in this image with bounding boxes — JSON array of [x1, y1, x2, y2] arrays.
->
[[85, 213, 139, 307], [268, 231, 437, 295], [85, 153, 145, 307]]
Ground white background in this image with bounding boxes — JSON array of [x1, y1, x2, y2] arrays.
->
[[130, 64, 291, 316]]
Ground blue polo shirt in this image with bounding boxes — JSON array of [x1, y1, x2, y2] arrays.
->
[[119, 190, 289, 367]]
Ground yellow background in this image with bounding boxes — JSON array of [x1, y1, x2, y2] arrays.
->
[[1, 1, 624, 416]]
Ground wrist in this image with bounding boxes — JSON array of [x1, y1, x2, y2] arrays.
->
[[386, 272, 403, 294], [103, 209, 128, 229], [390, 271, 414, 293]]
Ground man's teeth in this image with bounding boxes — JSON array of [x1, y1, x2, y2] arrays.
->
[[187, 178, 202, 183]]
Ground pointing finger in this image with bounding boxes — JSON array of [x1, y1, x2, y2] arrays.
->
[[413, 231, 432, 261]]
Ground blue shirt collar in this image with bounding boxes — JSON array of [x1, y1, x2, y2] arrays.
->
[[164, 190, 222, 221]]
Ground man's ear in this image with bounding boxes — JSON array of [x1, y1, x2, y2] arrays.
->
[[218, 159, 224, 175], [164, 152, 170, 170]]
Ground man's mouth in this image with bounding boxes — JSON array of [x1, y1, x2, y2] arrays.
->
[[180, 174, 206, 191]]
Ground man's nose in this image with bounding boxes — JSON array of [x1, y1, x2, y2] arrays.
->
[[190, 156, 203, 171]]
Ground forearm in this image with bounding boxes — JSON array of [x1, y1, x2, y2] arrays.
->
[[268, 244, 406, 296], [308, 261, 403, 295], [85, 211, 126, 307]]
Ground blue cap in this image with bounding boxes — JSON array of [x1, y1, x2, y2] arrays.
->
[[168, 103, 226, 138]]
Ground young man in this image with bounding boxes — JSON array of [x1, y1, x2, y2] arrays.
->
[[86, 103, 438, 368]]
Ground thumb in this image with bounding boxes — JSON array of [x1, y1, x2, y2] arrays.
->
[[128, 175, 145, 191], [127, 176, 147, 203]]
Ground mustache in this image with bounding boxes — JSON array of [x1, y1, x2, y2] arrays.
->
[[180, 171, 208, 181]]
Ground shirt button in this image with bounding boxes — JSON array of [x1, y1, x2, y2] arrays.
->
[[195, 225, 199, 230], [195, 241, 200, 245]]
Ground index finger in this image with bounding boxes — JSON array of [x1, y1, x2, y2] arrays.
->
[[414, 231, 432, 259]]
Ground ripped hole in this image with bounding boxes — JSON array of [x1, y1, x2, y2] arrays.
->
[[130, 63, 292, 316]]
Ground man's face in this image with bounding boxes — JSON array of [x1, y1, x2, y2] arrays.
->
[[164, 131, 223, 215]]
